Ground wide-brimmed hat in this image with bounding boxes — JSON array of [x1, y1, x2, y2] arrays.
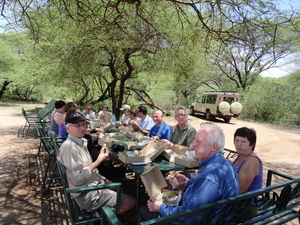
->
[[120, 104, 130, 111], [65, 112, 87, 124]]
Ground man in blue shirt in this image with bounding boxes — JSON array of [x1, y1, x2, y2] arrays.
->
[[138, 123, 239, 225], [148, 109, 172, 140]]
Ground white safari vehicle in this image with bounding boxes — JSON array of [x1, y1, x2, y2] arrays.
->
[[190, 91, 242, 123]]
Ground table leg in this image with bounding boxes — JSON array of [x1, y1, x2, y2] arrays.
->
[[135, 173, 141, 225]]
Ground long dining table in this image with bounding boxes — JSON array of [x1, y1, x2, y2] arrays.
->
[[111, 151, 189, 225]]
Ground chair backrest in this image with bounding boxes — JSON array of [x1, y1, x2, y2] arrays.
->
[[37, 99, 56, 120], [39, 136, 56, 155], [22, 107, 28, 118], [35, 121, 49, 137]]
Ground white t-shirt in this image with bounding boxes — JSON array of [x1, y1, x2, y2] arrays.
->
[[121, 114, 130, 123], [138, 115, 155, 130]]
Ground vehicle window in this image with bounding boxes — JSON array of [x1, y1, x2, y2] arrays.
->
[[223, 97, 234, 104], [206, 95, 217, 104], [202, 96, 206, 103], [198, 96, 202, 103]]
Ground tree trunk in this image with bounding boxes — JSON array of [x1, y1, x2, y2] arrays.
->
[[0, 80, 12, 99]]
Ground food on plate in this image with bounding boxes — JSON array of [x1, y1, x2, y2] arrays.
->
[[163, 191, 178, 201], [126, 150, 142, 157]]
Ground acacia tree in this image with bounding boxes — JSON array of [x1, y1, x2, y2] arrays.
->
[[3, 0, 196, 116], [1, 0, 299, 104], [0, 34, 15, 98], [210, 10, 297, 89]]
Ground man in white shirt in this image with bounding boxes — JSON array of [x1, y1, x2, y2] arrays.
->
[[130, 106, 155, 135], [120, 104, 131, 126]]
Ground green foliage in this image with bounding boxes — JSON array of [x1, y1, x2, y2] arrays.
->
[[240, 77, 300, 125], [0, 32, 42, 100], [283, 69, 300, 93], [1, 0, 300, 127]]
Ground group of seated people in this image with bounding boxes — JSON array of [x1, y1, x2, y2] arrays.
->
[[138, 125, 262, 224], [120, 104, 196, 147], [50, 100, 262, 224]]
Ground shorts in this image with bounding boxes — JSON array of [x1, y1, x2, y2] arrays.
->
[[75, 188, 125, 210]]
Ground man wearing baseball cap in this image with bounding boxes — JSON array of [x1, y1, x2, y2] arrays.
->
[[57, 109, 135, 213], [120, 104, 131, 126]]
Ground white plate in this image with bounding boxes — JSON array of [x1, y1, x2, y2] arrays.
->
[[131, 161, 151, 166]]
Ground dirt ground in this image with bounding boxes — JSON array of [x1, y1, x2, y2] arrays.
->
[[0, 102, 300, 225]]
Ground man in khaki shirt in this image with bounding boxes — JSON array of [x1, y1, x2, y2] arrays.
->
[[161, 106, 196, 147], [57, 110, 135, 213]]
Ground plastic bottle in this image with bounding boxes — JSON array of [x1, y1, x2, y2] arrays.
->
[[111, 114, 116, 125]]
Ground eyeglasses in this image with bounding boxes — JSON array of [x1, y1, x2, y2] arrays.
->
[[68, 123, 87, 128], [175, 114, 186, 117]]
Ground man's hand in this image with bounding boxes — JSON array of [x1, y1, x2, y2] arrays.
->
[[90, 149, 109, 171], [175, 173, 188, 186], [121, 120, 128, 126], [151, 136, 160, 141], [147, 199, 163, 212], [98, 132, 104, 139], [97, 148, 109, 162], [129, 120, 138, 127], [160, 139, 171, 145], [95, 128, 104, 133]]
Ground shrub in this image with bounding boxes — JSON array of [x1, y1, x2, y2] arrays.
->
[[240, 79, 300, 125]]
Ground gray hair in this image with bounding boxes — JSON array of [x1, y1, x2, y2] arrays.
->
[[175, 106, 187, 115], [152, 109, 163, 116], [200, 123, 225, 152]]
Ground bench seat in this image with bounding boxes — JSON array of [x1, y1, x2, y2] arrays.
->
[[101, 169, 300, 225]]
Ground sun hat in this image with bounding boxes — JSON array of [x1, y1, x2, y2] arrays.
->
[[65, 112, 87, 124], [120, 104, 130, 111]]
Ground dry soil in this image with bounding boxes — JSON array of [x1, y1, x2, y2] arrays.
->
[[0, 102, 299, 225]]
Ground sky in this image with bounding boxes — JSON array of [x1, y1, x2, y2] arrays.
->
[[261, 0, 300, 78], [1, 0, 300, 78]]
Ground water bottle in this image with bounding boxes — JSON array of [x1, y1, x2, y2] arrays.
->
[[111, 114, 116, 125]]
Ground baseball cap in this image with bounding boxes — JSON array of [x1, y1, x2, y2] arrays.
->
[[65, 112, 87, 124], [120, 104, 130, 111]]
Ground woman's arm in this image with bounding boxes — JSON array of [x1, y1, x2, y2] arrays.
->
[[238, 157, 260, 193]]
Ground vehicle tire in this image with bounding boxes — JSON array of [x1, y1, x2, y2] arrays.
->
[[230, 102, 243, 115], [224, 117, 231, 123], [190, 107, 195, 116], [218, 101, 230, 114], [205, 110, 213, 121]]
